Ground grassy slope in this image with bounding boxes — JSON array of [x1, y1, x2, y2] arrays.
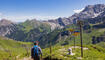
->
[[41, 23, 105, 60], [42, 45, 105, 60], [55, 23, 105, 46], [0, 37, 32, 60], [19, 20, 51, 33]]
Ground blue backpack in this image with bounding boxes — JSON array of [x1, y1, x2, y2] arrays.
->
[[33, 45, 39, 56]]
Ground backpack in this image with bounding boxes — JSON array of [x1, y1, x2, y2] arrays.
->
[[33, 45, 39, 56]]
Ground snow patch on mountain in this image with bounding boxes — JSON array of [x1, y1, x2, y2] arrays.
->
[[92, 11, 104, 18], [73, 8, 85, 13]]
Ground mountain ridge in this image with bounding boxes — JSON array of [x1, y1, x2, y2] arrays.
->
[[0, 4, 105, 48]]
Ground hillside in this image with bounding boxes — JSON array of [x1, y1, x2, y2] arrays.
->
[[42, 45, 105, 60], [21, 44, 105, 60], [0, 37, 32, 60]]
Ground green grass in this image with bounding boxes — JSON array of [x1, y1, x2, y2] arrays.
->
[[0, 37, 32, 60], [56, 25, 105, 46], [42, 45, 105, 60]]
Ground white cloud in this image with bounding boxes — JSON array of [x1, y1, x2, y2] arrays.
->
[[73, 8, 84, 13], [0, 12, 60, 22], [0, 15, 59, 22]]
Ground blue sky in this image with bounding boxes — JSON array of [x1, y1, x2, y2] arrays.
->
[[0, 0, 105, 22]]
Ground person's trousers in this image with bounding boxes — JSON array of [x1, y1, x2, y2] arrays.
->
[[34, 55, 40, 60]]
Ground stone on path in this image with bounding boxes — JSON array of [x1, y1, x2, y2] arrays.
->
[[77, 57, 83, 60]]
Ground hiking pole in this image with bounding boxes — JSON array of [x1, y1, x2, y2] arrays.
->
[[77, 20, 83, 57]]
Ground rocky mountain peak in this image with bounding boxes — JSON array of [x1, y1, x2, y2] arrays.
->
[[68, 4, 105, 24], [83, 4, 105, 13], [0, 19, 17, 36], [47, 4, 105, 26], [0, 19, 14, 26]]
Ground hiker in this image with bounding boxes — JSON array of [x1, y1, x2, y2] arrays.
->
[[31, 41, 42, 60]]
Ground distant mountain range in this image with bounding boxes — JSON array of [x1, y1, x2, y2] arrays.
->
[[0, 4, 105, 47], [49, 4, 105, 25]]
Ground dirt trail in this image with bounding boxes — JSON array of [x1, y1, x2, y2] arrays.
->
[[70, 46, 89, 50], [19, 56, 32, 60], [58, 46, 88, 52]]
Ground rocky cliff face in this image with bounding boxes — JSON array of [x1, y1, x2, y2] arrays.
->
[[70, 4, 105, 21], [0, 19, 17, 36], [47, 4, 105, 26]]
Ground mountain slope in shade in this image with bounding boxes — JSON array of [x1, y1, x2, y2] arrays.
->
[[5, 19, 52, 42]]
